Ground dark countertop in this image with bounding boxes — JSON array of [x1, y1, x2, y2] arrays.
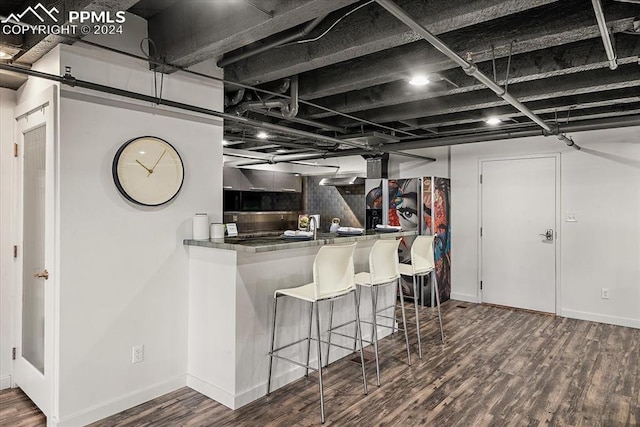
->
[[184, 230, 418, 253]]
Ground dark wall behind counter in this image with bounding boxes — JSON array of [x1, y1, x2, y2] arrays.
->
[[303, 176, 365, 231]]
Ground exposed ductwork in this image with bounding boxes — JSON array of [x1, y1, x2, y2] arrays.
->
[[238, 75, 299, 118], [592, 0, 619, 70], [224, 88, 245, 108], [375, 0, 582, 151], [319, 176, 366, 186], [0, 63, 369, 151]]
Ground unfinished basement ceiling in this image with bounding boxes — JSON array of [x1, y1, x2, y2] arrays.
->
[[1, 0, 639, 160]]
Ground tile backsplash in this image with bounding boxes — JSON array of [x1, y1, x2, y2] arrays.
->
[[303, 177, 365, 231]]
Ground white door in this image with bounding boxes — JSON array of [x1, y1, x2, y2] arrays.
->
[[480, 155, 558, 313], [13, 88, 56, 417]]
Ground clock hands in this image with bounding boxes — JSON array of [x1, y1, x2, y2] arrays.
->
[[137, 149, 168, 177], [136, 159, 153, 174], [149, 149, 167, 176]]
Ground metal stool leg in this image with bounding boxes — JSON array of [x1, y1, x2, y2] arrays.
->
[[353, 286, 362, 352], [314, 301, 325, 423], [370, 286, 381, 386], [325, 300, 334, 368], [413, 275, 422, 359], [305, 301, 314, 377], [433, 271, 445, 344], [267, 295, 278, 394], [398, 279, 411, 366], [391, 288, 398, 335], [353, 290, 368, 395]]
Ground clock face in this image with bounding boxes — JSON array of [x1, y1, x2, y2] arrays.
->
[[112, 136, 184, 206]]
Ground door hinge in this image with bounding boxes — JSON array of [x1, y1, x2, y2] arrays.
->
[[480, 174, 483, 184], [480, 281, 483, 290], [13, 143, 18, 157], [480, 227, 483, 237], [13, 245, 17, 258], [12, 347, 16, 360]]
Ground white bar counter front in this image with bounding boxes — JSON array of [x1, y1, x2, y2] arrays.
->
[[184, 230, 417, 409]]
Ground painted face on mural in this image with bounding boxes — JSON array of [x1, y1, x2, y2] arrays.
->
[[397, 192, 419, 230]]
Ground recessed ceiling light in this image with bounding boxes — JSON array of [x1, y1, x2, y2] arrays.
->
[[408, 75, 429, 86], [485, 117, 502, 125], [0, 51, 13, 59], [256, 131, 269, 139], [276, 149, 287, 153]]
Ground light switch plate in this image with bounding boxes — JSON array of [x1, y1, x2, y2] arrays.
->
[[566, 212, 578, 222]]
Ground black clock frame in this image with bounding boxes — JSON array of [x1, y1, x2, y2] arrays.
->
[[112, 136, 185, 207]]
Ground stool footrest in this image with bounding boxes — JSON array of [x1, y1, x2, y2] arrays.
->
[[329, 331, 374, 346], [271, 336, 312, 354], [268, 353, 319, 373]]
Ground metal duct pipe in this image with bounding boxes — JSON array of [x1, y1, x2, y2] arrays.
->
[[241, 75, 299, 118], [65, 37, 418, 137], [375, 0, 581, 150], [232, 148, 436, 167], [0, 63, 371, 151], [259, 78, 290, 102], [281, 75, 298, 118], [217, 14, 327, 67], [592, 0, 618, 70], [228, 88, 245, 106], [381, 114, 640, 150], [259, 109, 346, 133]]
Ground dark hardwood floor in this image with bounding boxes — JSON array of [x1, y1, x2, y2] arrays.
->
[[2, 301, 639, 426]]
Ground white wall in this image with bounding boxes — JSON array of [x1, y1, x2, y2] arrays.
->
[[389, 146, 450, 178], [450, 128, 640, 328], [53, 45, 223, 425], [0, 88, 16, 389], [6, 18, 225, 423]]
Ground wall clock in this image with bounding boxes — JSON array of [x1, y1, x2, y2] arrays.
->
[[112, 136, 184, 206]]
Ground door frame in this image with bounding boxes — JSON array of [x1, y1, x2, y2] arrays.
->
[[477, 153, 561, 315], [12, 85, 59, 421]]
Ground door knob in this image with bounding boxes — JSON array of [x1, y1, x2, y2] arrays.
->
[[33, 269, 49, 280], [538, 229, 554, 241]]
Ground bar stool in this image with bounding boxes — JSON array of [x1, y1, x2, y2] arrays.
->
[[355, 239, 412, 385], [398, 235, 445, 360], [267, 243, 367, 424]]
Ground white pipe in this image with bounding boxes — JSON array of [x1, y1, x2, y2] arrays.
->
[[592, 0, 618, 70]]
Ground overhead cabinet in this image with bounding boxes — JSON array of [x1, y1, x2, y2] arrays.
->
[[223, 167, 301, 192]]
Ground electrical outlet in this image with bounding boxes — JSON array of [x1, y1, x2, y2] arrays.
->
[[132, 345, 144, 364], [601, 288, 610, 299]]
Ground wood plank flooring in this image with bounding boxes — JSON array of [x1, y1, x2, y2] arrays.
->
[[2, 301, 639, 426]]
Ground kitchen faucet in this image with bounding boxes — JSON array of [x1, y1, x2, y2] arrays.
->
[[306, 215, 318, 240]]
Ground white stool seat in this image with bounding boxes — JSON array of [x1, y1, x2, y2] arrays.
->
[[267, 243, 367, 424], [275, 283, 355, 302], [353, 272, 373, 287], [400, 235, 445, 360], [328, 239, 411, 387], [398, 263, 434, 277]]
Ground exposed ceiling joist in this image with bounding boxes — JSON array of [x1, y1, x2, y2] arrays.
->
[[148, 0, 361, 67], [224, 0, 560, 85]]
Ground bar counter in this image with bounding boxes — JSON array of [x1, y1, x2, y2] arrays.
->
[[183, 230, 418, 253], [184, 229, 417, 411]]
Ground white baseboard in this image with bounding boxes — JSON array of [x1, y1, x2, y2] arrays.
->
[[0, 375, 11, 390], [186, 374, 235, 409], [450, 292, 479, 303], [53, 375, 186, 427], [561, 309, 640, 329]]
